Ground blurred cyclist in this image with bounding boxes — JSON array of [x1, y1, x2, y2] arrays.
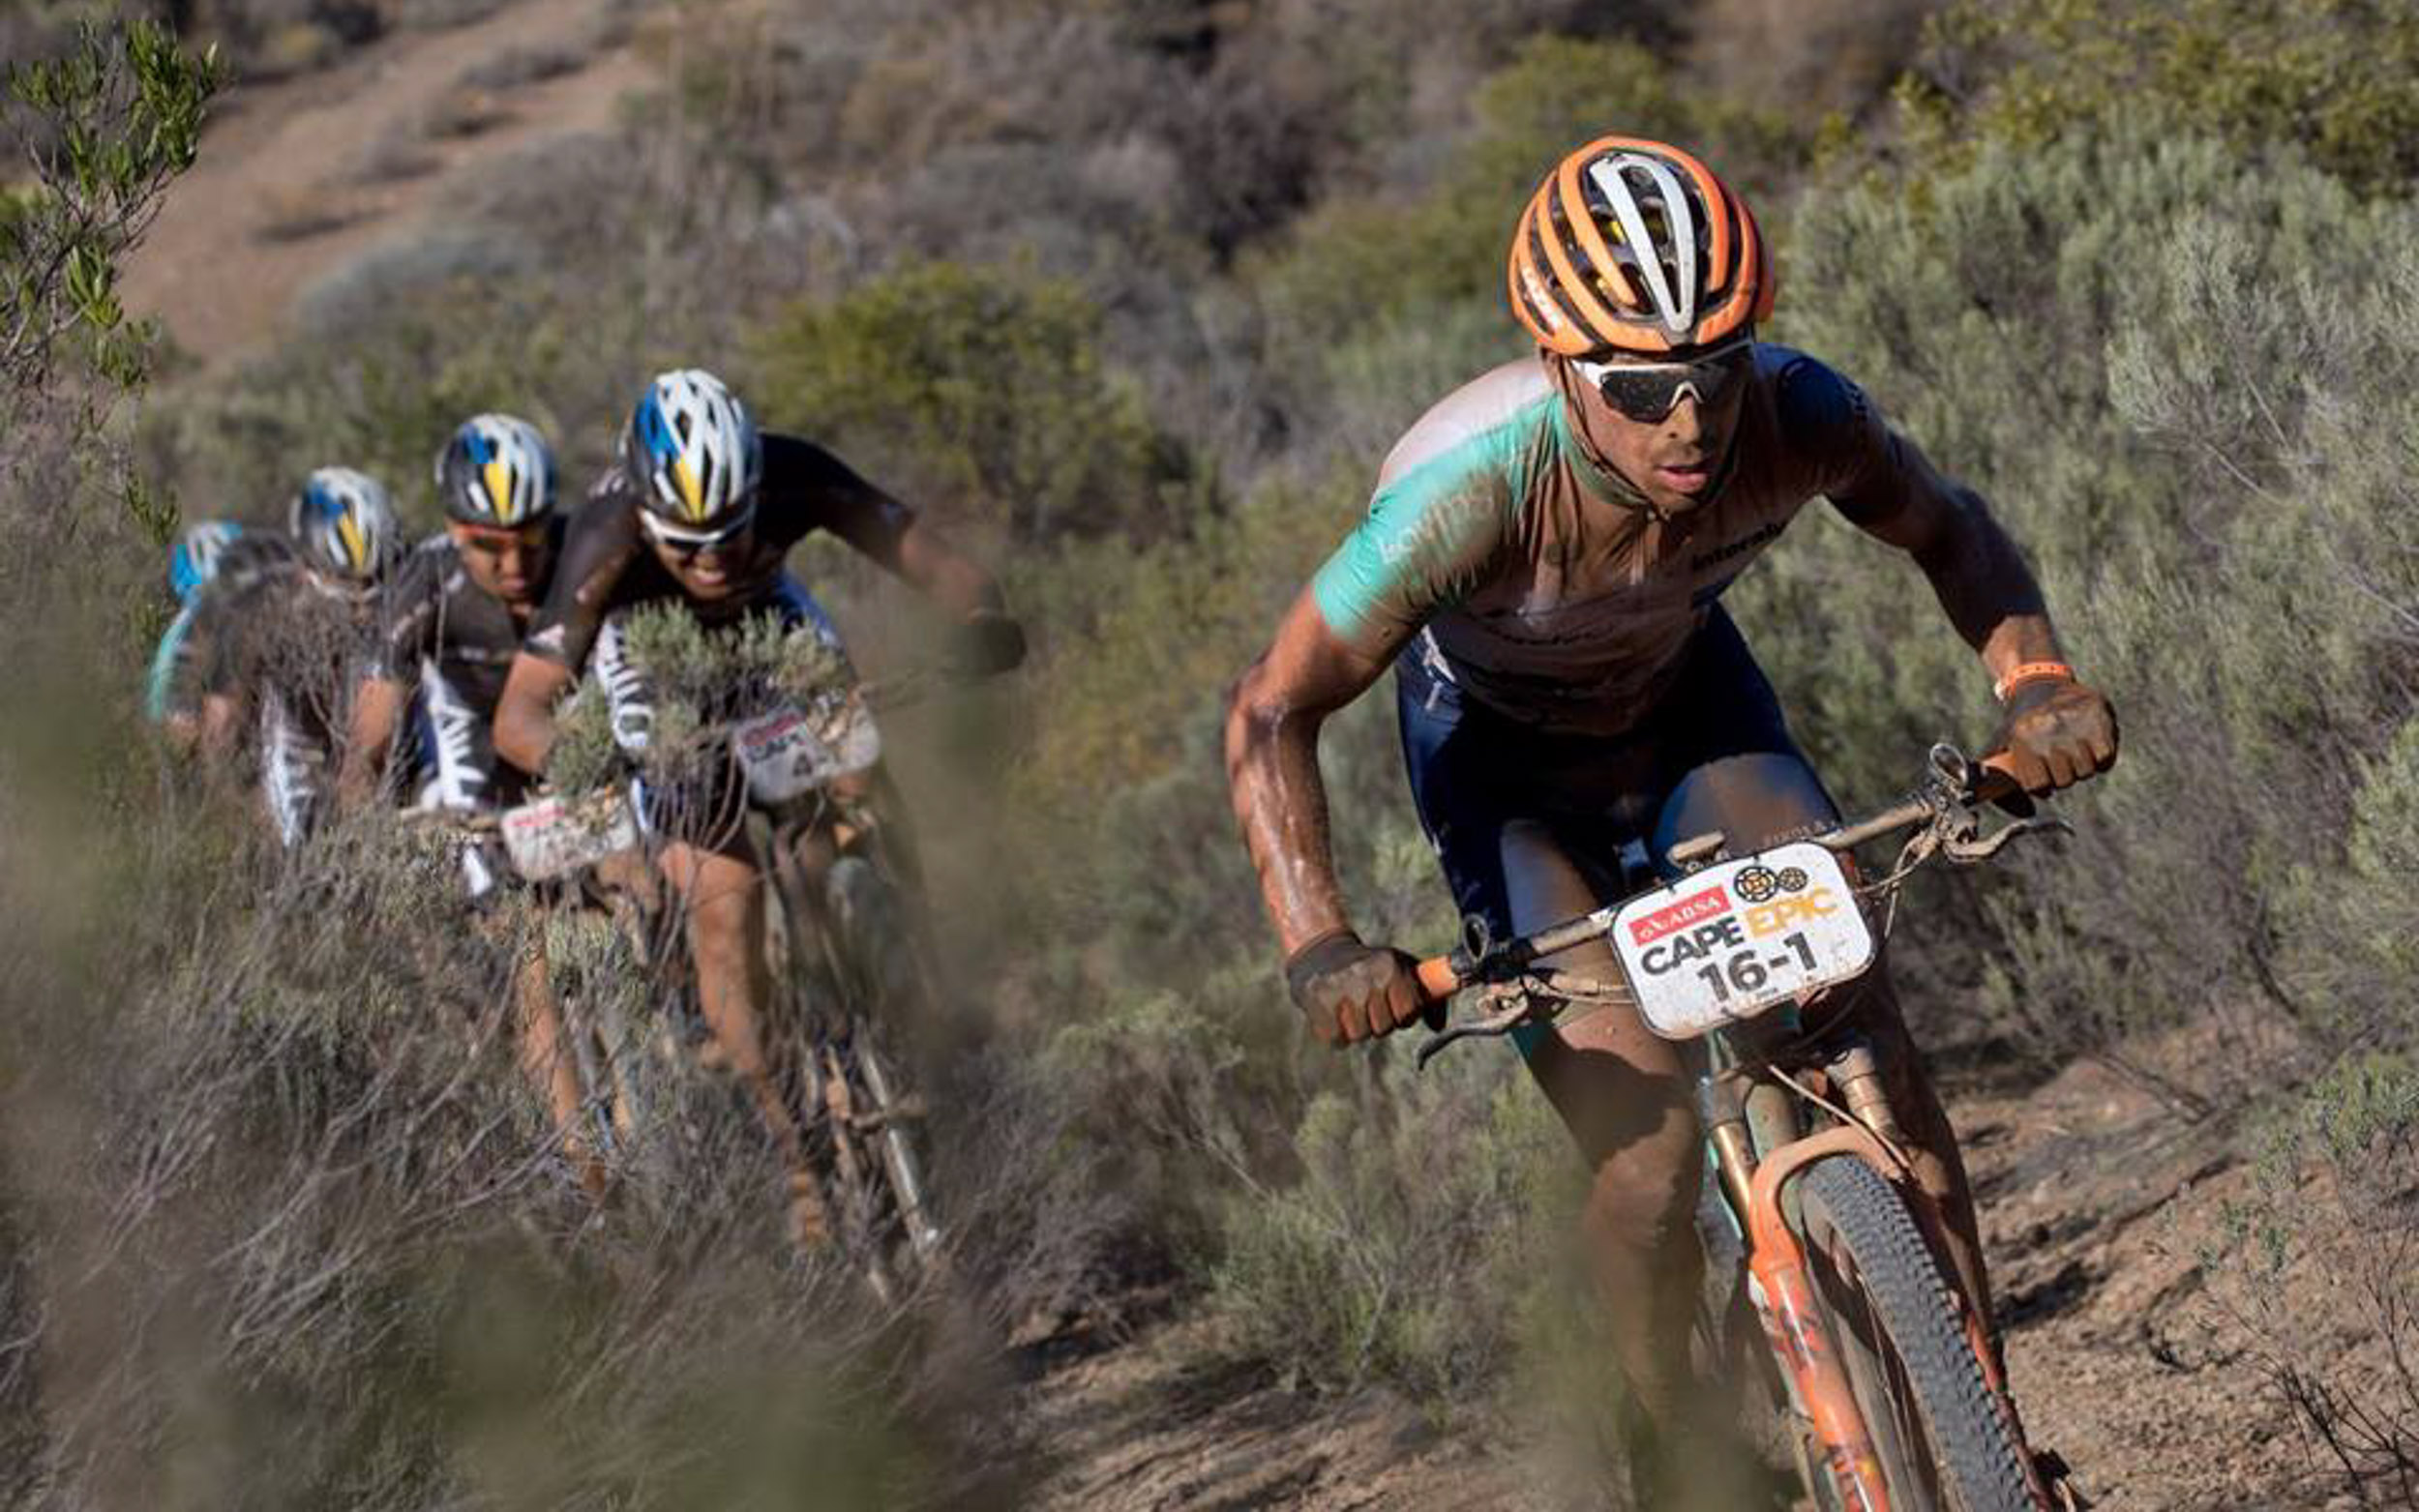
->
[[189, 467, 403, 845], [339, 415, 565, 822], [150, 519, 254, 748], [334, 414, 610, 1196], [492, 369, 1025, 1250]]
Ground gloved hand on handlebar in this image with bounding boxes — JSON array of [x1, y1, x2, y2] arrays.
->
[[1284, 930, 1433, 1045], [1989, 675, 2117, 796], [945, 609, 1028, 676]]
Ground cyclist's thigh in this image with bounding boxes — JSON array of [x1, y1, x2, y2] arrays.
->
[[1499, 817, 1694, 1168], [1651, 751, 1839, 868]]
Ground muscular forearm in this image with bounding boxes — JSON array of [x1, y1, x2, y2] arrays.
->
[[493, 653, 574, 777], [198, 693, 242, 758], [1913, 497, 2065, 682], [1223, 665, 1354, 956], [337, 677, 405, 810], [494, 695, 552, 778]]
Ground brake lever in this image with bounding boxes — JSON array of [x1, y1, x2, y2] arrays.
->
[[1940, 810, 2072, 864], [1414, 995, 1539, 1070]]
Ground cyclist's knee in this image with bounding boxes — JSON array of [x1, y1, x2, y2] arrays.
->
[[1578, 1112, 1704, 1257]]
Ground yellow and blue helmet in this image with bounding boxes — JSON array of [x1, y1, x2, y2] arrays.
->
[[436, 413, 557, 527], [168, 519, 244, 604], [289, 466, 403, 582], [620, 369, 762, 527]]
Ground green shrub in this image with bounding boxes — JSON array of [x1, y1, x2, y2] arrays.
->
[[2202, 1055, 2419, 1500], [745, 258, 1198, 545], [1209, 1067, 1575, 1405], [1746, 127, 2419, 1087], [1907, 0, 2419, 193]]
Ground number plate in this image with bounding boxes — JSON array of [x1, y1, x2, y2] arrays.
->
[[500, 791, 638, 881], [733, 697, 881, 805], [1612, 842, 1875, 1040]]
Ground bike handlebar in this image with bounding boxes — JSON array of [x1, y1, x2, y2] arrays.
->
[[1411, 748, 2033, 1005]]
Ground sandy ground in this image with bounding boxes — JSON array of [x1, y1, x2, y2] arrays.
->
[[122, 0, 653, 366]]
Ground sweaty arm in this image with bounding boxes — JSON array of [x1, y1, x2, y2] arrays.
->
[[1225, 592, 1406, 954], [1831, 408, 2117, 790], [493, 653, 579, 779], [795, 439, 1011, 619], [339, 557, 437, 808], [1833, 426, 2062, 678]]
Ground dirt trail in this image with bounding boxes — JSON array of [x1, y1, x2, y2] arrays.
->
[[122, 0, 653, 366], [1010, 1056, 2324, 1510]]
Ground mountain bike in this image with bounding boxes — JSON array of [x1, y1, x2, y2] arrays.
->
[[621, 669, 948, 1305], [1415, 744, 2083, 1512]]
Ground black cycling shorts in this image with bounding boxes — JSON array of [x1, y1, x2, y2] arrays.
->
[[1395, 606, 1839, 1051]]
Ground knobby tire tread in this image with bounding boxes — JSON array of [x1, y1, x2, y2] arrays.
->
[[1798, 1156, 2035, 1512]]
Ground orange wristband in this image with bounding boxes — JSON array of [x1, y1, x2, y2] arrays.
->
[[1993, 661, 2076, 701]]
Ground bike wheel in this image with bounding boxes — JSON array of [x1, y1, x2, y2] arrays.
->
[[771, 852, 942, 1301], [1794, 1156, 2035, 1512]]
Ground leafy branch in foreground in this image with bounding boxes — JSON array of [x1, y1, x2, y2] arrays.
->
[[547, 602, 860, 794], [2, 15, 218, 405]]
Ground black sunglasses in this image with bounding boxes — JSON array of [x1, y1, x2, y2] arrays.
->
[[1574, 338, 1756, 423]]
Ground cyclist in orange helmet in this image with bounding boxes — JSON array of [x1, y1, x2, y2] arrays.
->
[[1224, 135, 2115, 1505]]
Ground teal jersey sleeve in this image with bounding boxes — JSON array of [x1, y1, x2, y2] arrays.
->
[[145, 602, 199, 723], [1308, 396, 1545, 649]]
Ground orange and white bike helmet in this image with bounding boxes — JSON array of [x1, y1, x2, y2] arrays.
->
[[1508, 135, 1776, 357]]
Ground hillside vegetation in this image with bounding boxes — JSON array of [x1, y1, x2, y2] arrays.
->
[[8, 0, 2419, 1505]]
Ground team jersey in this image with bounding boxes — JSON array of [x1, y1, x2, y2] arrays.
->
[[187, 534, 375, 745], [524, 432, 916, 675], [184, 535, 384, 845], [1311, 344, 1948, 735], [371, 530, 561, 807], [372, 530, 557, 709]]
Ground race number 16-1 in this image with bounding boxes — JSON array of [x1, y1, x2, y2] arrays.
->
[[1611, 842, 1876, 1040]]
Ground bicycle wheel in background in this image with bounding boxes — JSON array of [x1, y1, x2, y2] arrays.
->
[[1795, 1155, 2037, 1512]]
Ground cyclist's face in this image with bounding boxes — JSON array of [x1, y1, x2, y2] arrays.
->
[[647, 522, 756, 600], [449, 520, 552, 607], [1573, 343, 1753, 516]]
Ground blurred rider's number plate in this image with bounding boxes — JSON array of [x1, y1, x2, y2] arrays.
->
[[735, 701, 881, 805], [1613, 843, 1874, 1039], [501, 792, 637, 881]]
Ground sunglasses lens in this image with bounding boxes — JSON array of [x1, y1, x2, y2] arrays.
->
[[1591, 345, 1753, 421], [647, 515, 750, 557], [1598, 368, 1689, 421]]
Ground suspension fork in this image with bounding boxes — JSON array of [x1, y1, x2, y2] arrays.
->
[[1703, 1025, 1898, 1512]]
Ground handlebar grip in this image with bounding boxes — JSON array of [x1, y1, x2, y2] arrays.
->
[[1415, 955, 1462, 1003], [1976, 752, 2024, 802]]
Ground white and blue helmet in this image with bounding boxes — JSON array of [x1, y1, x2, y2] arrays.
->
[[288, 467, 403, 582], [621, 369, 762, 527], [436, 413, 557, 527], [168, 519, 244, 604]]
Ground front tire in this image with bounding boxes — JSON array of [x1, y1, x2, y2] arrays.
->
[[1794, 1156, 2035, 1512]]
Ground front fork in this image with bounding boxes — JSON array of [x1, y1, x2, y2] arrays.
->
[[1702, 1022, 2047, 1512]]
